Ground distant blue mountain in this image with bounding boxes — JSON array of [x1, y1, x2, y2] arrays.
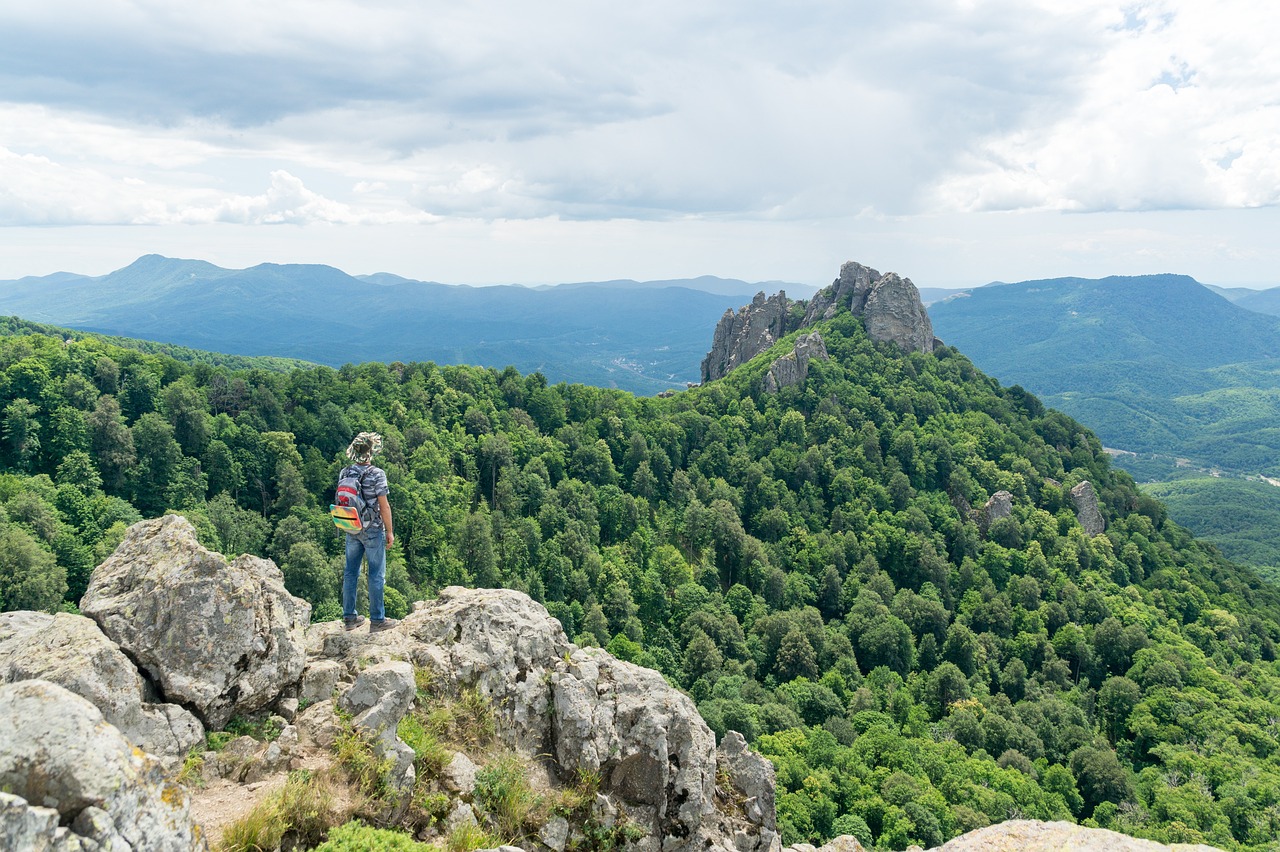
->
[[0, 255, 806, 394]]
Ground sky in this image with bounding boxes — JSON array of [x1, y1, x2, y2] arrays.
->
[[1, 1, 1278, 288]]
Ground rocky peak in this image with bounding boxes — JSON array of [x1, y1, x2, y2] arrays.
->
[[701, 261, 936, 384], [702, 290, 799, 383]]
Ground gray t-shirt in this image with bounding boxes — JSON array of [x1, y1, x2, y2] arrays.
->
[[344, 464, 389, 530]]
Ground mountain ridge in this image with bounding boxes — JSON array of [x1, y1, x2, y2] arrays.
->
[[0, 255, 813, 394]]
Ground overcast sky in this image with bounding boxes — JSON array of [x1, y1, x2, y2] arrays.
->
[[1, 1, 1277, 287]]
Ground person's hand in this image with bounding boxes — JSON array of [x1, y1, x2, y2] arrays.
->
[[385, 531, 395, 548]]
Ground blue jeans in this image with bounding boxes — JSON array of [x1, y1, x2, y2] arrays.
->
[[343, 529, 387, 622]]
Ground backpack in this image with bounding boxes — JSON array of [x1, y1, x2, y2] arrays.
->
[[330, 466, 376, 533]]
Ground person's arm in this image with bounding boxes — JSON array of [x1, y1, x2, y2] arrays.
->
[[378, 494, 394, 546]]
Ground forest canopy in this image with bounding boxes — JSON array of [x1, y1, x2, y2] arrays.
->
[[2, 313, 1280, 850]]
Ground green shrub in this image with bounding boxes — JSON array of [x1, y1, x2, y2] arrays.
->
[[313, 820, 430, 851]]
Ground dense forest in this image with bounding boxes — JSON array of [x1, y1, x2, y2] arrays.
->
[[3, 311, 1280, 850], [1143, 476, 1280, 584]]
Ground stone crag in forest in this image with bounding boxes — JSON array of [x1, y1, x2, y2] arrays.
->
[[1, 268, 1279, 849]]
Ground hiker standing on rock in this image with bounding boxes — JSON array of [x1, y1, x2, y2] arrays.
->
[[338, 432, 398, 632]]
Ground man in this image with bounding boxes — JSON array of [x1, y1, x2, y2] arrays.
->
[[340, 431, 398, 632]]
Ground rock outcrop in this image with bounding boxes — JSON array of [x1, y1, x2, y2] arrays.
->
[[80, 514, 310, 729], [1070, 480, 1106, 535], [763, 331, 829, 393], [702, 291, 799, 383], [308, 586, 780, 852], [701, 261, 935, 384], [0, 679, 205, 851], [980, 490, 1014, 531], [337, 660, 418, 816], [0, 611, 204, 767], [0, 516, 1229, 852]]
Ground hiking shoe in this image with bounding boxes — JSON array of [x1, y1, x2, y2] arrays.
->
[[370, 618, 399, 633], [343, 616, 366, 631]]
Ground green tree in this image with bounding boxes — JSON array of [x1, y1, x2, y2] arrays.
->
[[2, 398, 41, 472], [0, 524, 66, 612]]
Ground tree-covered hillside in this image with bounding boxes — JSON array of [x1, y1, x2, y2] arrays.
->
[[3, 312, 1280, 850], [1142, 477, 1280, 584], [929, 275, 1280, 475]]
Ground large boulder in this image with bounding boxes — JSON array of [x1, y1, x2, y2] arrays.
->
[[552, 647, 717, 847], [0, 611, 204, 766], [310, 586, 572, 753], [80, 515, 310, 729], [0, 680, 206, 851], [718, 731, 780, 851], [981, 490, 1014, 531], [862, 272, 935, 354]]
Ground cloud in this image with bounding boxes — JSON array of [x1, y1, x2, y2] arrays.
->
[[0, 0, 1277, 231], [0, 139, 429, 226], [933, 0, 1280, 213], [179, 170, 434, 225]]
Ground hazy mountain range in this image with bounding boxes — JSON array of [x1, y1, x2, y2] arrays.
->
[[0, 255, 817, 395]]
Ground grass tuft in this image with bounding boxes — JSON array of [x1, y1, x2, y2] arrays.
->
[[473, 753, 546, 842]]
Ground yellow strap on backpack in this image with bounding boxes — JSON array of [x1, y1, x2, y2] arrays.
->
[[330, 504, 363, 533]]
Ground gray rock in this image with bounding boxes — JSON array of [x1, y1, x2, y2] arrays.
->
[[1, 791, 60, 852], [299, 659, 343, 705], [702, 291, 800, 383], [927, 819, 1224, 851], [0, 611, 204, 766], [0, 680, 205, 851], [552, 647, 716, 846], [309, 586, 571, 753], [718, 731, 777, 833], [702, 261, 935, 385], [444, 800, 478, 833], [276, 696, 299, 722], [305, 587, 779, 852], [338, 660, 416, 737], [861, 272, 935, 354], [337, 661, 418, 814], [441, 751, 477, 794], [80, 515, 311, 730], [204, 735, 260, 782], [296, 699, 342, 750], [1070, 481, 1106, 535], [981, 491, 1014, 531], [762, 332, 829, 393], [818, 837, 867, 852], [539, 815, 570, 852]]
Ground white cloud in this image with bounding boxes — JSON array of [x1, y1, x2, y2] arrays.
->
[[0, 0, 1278, 286], [933, 0, 1280, 213]]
